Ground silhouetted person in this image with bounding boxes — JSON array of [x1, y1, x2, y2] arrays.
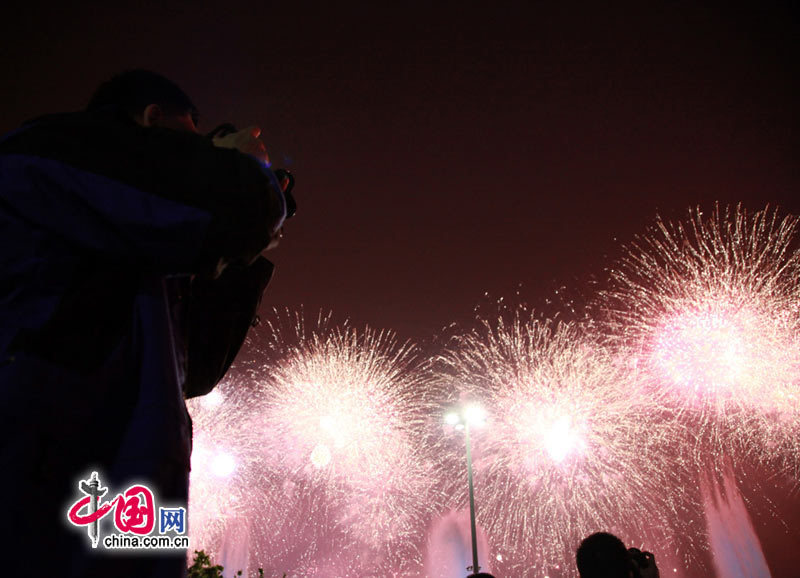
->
[[576, 532, 634, 578], [0, 70, 289, 577], [576, 532, 661, 578]]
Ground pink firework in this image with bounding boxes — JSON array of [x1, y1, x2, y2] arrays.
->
[[186, 379, 270, 562], [432, 311, 689, 577], [600, 204, 800, 473], [239, 312, 443, 577]]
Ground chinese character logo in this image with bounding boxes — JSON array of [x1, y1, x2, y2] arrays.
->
[[67, 472, 156, 547], [112, 484, 156, 535], [67, 472, 108, 548], [159, 507, 186, 534]]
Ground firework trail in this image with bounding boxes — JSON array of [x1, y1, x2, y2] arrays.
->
[[230, 311, 444, 577], [599, 204, 800, 476], [432, 310, 688, 577]]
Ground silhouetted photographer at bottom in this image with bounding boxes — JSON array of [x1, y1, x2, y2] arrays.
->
[[577, 532, 660, 578]]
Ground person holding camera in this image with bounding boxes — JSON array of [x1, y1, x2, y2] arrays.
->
[[0, 69, 291, 576], [576, 532, 661, 578]]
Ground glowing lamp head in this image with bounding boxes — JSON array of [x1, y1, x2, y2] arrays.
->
[[464, 404, 487, 427], [445, 412, 460, 425], [444, 403, 488, 428]]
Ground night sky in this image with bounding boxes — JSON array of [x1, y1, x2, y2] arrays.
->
[[2, 1, 798, 575]]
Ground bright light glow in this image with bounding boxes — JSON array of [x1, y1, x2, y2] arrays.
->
[[444, 411, 460, 425], [463, 404, 487, 426], [179, 206, 800, 576], [433, 313, 683, 576], [240, 316, 440, 576], [310, 443, 332, 468], [654, 308, 752, 398], [600, 204, 800, 472], [210, 451, 237, 478], [200, 388, 224, 409], [445, 405, 487, 426], [186, 381, 258, 555], [319, 414, 336, 431], [542, 414, 586, 463]]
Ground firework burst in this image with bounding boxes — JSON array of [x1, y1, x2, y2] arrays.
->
[[236, 312, 443, 576], [432, 311, 688, 577], [186, 379, 269, 559], [599, 204, 800, 474]]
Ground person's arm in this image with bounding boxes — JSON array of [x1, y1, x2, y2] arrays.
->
[[184, 256, 274, 398]]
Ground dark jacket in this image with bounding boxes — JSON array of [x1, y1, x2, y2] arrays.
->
[[0, 109, 284, 576]]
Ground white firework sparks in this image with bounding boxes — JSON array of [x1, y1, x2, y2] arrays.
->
[[599, 204, 800, 474], [240, 312, 443, 576], [432, 311, 688, 577]]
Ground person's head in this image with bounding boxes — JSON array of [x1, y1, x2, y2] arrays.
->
[[576, 532, 632, 578], [86, 69, 199, 133]]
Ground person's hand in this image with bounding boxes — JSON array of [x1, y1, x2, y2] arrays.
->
[[631, 549, 660, 578], [212, 125, 269, 164]]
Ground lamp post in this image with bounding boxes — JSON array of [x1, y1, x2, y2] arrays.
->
[[445, 404, 487, 577]]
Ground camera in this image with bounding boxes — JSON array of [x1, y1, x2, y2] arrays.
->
[[628, 547, 659, 578], [206, 123, 296, 219]]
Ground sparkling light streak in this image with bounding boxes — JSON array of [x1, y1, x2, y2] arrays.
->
[[432, 311, 688, 577], [186, 381, 265, 556], [241, 313, 442, 576], [183, 204, 800, 575], [600, 204, 800, 474]]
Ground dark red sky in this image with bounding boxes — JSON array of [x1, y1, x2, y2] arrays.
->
[[2, 2, 798, 575], [2, 2, 796, 340]]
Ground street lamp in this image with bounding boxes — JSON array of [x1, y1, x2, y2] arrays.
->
[[445, 404, 488, 577]]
